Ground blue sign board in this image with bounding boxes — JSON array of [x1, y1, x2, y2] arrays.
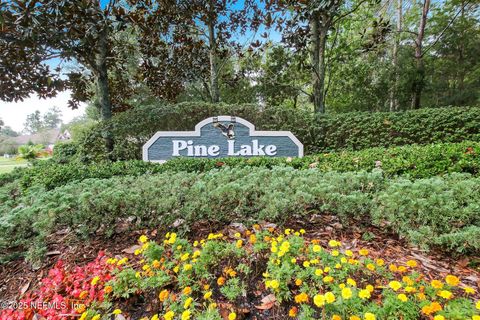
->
[[143, 116, 303, 162]]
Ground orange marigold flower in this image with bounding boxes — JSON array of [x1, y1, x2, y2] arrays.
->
[[182, 286, 192, 295], [104, 286, 113, 294], [217, 276, 226, 286], [288, 307, 298, 317], [445, 275, 460, 286], [159, 289, 169, 302], [295, 279, 303, 286], [79, 291, 88, 299], [294, 292, 309, 304]]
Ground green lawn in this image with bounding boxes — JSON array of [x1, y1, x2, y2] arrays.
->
[[0, 157, 28, 174]]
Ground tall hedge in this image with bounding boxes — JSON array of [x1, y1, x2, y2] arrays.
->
[[77, 103, 480, 161]]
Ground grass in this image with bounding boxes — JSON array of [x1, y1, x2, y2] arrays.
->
[[0, 157, 28, 174]]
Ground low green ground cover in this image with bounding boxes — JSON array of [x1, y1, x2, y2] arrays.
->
[[1, 167, 479, 264], [0, 157, 27, 174]]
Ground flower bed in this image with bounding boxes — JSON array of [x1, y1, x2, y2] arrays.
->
[[2, 226, 479, 320]]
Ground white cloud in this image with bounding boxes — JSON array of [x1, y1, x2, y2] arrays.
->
[[0, 91, 87, 132]]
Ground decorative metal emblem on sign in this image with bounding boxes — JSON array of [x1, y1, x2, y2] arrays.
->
[[143, 116, 303, 162]]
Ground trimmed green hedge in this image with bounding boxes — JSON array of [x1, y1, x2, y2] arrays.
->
[[4, 141, 480, 191], [77, 103, 480, 160], [1, 168, 479, 264]]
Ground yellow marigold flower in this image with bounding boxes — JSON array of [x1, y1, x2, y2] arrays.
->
[[234, 232, 241, 238], [445, 275, 460, 286], [341, 257, 348, 263], [364, 312, 376, 320], [184, 297, 193, 309], [389, 264, 397, 272], [335, 263, 342, 269], [313, 245, 322, 253], [345, 250, 353, 257], [139, 235, 148, 243], [249, 234, 257, 244], [313, 294, 325, 307], [325, 291, 336, 304], [117, 257, 128, 266], [388, 281, 402, 291], [473, 316, 480, 320], [291, 258, 297, 264], [180, 253, 189, 261], [91, 276, 100, 286], [300, 229, 306, 234], [323, 276, 334, 283], [342, 287, 353, 299], [339, 283, 345, 289], [431, 280, 444, 289], [152, 260, 161, 269], [332, 315, 341, 320], [183, 286, 192, 295], [134, 249, 142, 256], [164, 311, 175, 320], [79, 313, 87, 320], [433, 316, 445, 320], [159, 289, 169, 302], [236, 240, 243, 248], [366, 263, 375, 271], [438, 290, 453, 299], [183, 264, 192, 271], [405, 286, 416, 293], [295, 279, 303, 286], [397, 266, 407, 273], [288, 306, 298, 317], [168, 233, 177, 244], [173, 266, 180, 273], [359, 248, 369, 256], [328, 239, 340, 247], [324, 266, 331, 273], [347, 278, 357, 287], [417, 292, 426, 300], [397, 293, 408, 302], [366, 284, 374, 293], [181, 310, 191, 320], [402, 276, 414, 286], [303, 261, 311, 268], [476, 300, 480, 310], [350, 316, 361, 320], [331, 250, 339, 257], [376, 259, 384, 266], [358, 289, 371, 299], [464, 286, 476, 294], [204, 291, 212, 300], [112, 309, 122, 315], [142, 264, 151, 271], [142, 243, 149, 250], [294, 292, 309, 304], [406, 260, 417, 267], [315, 268, 323, 276], [91, 316, 100, 320], [228, 312, 237, 320]]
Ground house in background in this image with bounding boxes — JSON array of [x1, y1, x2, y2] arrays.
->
[[0, 129, 72, 155]]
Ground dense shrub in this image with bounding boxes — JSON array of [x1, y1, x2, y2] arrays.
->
[[52, 142, 79, 163], [6, 141, 480, 191], [77, 103, 480, 160], [1, 168, 479, 263]]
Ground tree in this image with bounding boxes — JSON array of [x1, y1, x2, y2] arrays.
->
[[23, 110, 44, 134], [411, 0, 431, 109], [1, 1, 135, 155], [264, 0, 371, 114], [0, 126, 19, 137], [43, 106, 63, 129]]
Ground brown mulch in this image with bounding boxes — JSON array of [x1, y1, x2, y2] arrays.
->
[[1, 214, 479, 305]]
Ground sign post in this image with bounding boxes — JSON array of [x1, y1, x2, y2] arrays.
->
[[143, 116, 303, 162]]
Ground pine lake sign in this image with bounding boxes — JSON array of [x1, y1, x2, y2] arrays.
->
[[143, 116, 303, 162]]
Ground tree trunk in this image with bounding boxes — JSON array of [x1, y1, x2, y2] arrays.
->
[[208, 0, 219, 103], [390, 0, 402, 111], [95, 26, 114, 156], [311, 14, 328, 114], [411, 0, 430, 109]]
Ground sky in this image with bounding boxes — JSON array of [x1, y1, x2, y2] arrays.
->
[[0, 91, 87, 133]]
